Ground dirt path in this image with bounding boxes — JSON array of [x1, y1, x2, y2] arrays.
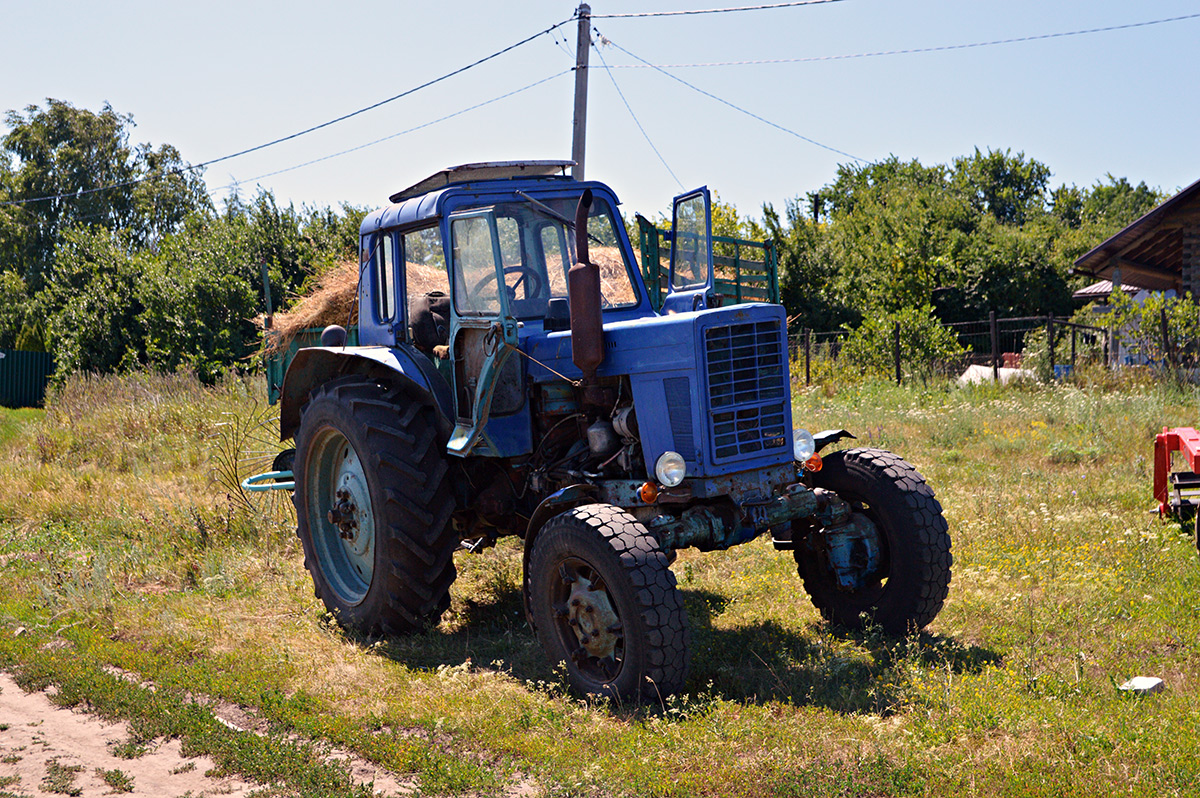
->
[[0, 671, 258, 797]]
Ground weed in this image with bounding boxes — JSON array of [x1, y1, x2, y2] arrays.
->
[[94, 768, 134, 793], [40, 759, 83, 796], [107, 735, 149, 760]]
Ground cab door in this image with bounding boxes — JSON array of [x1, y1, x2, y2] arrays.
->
[[662, 187, 714, 314], [445, 208, 522, 457]]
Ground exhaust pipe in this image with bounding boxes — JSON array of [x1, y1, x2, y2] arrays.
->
[[568, 189, 604, 384]]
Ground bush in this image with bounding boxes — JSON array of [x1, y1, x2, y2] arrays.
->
[[841, 304, 966, 381], [1105, 290, 1200, 370]]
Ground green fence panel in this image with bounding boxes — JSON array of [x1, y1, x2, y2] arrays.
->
[[0, 349, 55, 408], [264, 327, 359, 405], [635, 217, 778, 309]]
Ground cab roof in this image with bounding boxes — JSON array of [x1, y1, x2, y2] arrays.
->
[[388, 160, 575, 203]]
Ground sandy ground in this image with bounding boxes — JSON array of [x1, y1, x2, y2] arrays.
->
[[0, 671, 419, 797], [0, 672, 256, 797]]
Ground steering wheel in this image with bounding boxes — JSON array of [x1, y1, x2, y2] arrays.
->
[[469, 264, 545, 304]]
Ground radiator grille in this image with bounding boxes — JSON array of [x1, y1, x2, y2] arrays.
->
[[705, 320, 788, 460], [663, 376, 695, 462]]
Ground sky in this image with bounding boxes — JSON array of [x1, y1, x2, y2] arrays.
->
[[3, 0, 1199, 223]]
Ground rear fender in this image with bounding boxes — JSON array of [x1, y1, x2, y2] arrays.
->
[[279, 345, 453, 441]]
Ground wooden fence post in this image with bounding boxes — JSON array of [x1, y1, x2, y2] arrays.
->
[[990, 310, 999, 381], [804, 328, 812, 386], [1161, 306, 1173, 370], [1047, 316, 1056, 377], [893, 321, 902, 385]]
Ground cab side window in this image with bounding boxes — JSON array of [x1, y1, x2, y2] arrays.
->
[[403, 225, 451, 351], [373, 233, 396, 322]]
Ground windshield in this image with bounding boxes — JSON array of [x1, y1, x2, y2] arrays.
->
[[450, 194, 640, 319]]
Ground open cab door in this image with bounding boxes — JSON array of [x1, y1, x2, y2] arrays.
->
[[662, 187, 714, 314], [445, 208, 521, 457]]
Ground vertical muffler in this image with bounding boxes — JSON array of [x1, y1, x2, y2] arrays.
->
[[568, 189, 604, 384]]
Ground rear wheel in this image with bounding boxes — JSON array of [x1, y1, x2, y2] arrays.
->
[[528, 504, 689, 701], [294, 377, 457, 635], [796, 448, 951, 634]]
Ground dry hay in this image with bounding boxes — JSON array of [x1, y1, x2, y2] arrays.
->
[[260, 261, 451, 355], [259, 261, 358, 355]]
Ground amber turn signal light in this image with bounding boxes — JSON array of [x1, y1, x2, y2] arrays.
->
[[639, 482, 659, 503], [804, 454, 823, 472]]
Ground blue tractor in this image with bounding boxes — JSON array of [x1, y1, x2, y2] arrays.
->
[[270, 161, 951, 701]]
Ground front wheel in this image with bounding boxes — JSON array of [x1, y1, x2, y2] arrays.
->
[[528, 504, 689, 701], [796, 448, 951, 634]]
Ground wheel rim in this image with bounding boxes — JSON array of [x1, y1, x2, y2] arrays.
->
[[548, 557, 625, 688], [304, 427, 376, 605]]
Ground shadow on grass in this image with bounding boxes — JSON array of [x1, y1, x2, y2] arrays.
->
[[354, 582, 554, 684], [684, 588, 1002, 714], [339, 582, 1000, 716]]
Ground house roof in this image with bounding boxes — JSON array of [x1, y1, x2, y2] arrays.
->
[[1073, 176, 1200, 291], [1071, 279, 1141, 301]]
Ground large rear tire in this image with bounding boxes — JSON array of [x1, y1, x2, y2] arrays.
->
[[294, 377, 457, 635], [528, 504, 689, 702], [796, 448, 951, 634]]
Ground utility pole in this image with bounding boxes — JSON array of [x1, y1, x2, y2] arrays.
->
[[571, 3, 591, 181]]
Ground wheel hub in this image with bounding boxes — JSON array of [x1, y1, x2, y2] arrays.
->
[[561, 573, 621, 660], [824, 511, 882, 591], [334, 470, 372, 559]]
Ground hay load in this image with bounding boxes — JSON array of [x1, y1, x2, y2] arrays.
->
[[260, 260, 451, 355], [260, 261, 359, 355]]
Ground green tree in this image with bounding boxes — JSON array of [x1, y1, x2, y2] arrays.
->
[[951, 147, 1051, 226], [0, 99, 208, 288], [138, 216, 258, 382], [38, 226, 145, 376], [0, 269, 31, 349], [841, 304, 966, 381], [762, 198, 854, 332]]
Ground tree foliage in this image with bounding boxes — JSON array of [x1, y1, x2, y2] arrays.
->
[[767, 149, 1164, 331], [0, 100, 365, 383], [0, 98, 1172, 386], [0, 99, 209, 289]]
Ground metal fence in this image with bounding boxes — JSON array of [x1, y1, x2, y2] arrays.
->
[[789, 313, 1111, 385], [0, 349, 54, 408]]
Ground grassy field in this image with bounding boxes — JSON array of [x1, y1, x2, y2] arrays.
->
[[2, 369, 1200, 796]]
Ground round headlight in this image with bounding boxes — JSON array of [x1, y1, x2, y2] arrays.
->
[[655, 451, 687, 487], [793, 428, 816, 462]]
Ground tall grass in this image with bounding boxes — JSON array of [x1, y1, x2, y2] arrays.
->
[[2, 370, 1200, 796]]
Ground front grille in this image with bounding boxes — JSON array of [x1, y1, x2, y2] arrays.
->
[[705, 320, 788, 460]]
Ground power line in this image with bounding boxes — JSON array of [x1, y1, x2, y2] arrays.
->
[[604, 11, 1200, 68], [593, 0, 845, 18], [210, 70, 573, 198], [593, 45, 684, 191], [0, 17, 574, 209], [596, 30, 865, 163]]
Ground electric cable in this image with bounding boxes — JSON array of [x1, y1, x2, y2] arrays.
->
[[593, 44, 685, 190], [0, 17, 574, 209], [592, 0, 845, 18], [603, 11, 1200, 68], [209, 70, 572, 199], [596, 29, 865, 162]]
